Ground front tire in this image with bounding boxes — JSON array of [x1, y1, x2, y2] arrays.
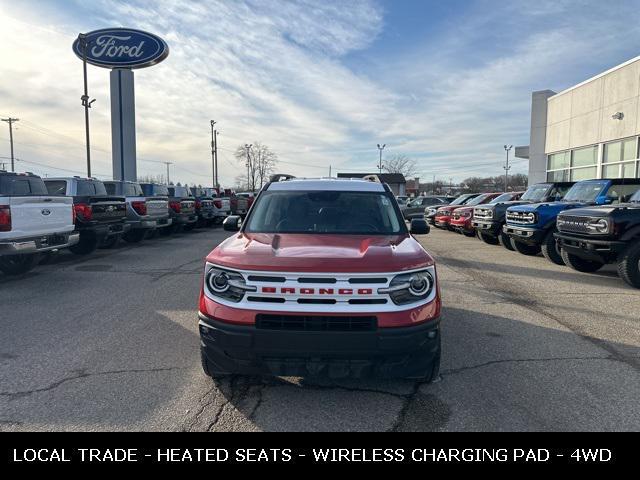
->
[[617, 241, 640, 288], [0, 254, 39, 275], [511, 238, 541, 256], [499, 231, 515, 251], [561, 249, 604, 273], [541, 229, 564, 265], [478, 231, 499, 245], [99, 234, 121, 249]]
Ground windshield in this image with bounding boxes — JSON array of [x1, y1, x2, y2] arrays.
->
[[489, 193, 513, 204], [450, 194, 475, 206], [521, 184, 551, 202], [563, 181, 607, 203], [630, 190, 640, 203], [245, 190, 405, 235], [465, 194, 492, 206]]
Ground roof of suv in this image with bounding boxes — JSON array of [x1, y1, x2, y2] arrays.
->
[[268, 178, 385, 192]]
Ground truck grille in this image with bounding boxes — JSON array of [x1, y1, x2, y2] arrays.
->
[[557, 215, 595, 234], [474, 208, 492, 220], [256, 314, 377, 332], [506, 211, 534, 224]]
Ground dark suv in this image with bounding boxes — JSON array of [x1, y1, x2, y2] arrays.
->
[[555, 188, 640, 288]]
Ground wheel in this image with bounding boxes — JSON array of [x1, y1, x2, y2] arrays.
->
[[99, 234, 121, 249], [499, 231, 515, 251], [122, 229, 146, 243], [511, 238, 541, 256], [541, 229, 564, 265], [478, 231, 499, 245], [159, 225, 174, 236], [0, 254, 39, 275], [144, 229, 158, 240], [463, 230, 476, 237], [617, 241, 640, 288], [561, 249, 604, 273], [69, 232, 98, 255], [183, 223, 195, 232]]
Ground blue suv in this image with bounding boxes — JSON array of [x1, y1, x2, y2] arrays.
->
[[504, 178, 640, 265]]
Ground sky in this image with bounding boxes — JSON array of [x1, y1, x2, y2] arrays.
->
[[1, 0, 640, 187]]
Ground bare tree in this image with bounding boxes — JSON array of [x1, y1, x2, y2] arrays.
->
[[234, 141, 278, 192], [383, 154, 418, 178]]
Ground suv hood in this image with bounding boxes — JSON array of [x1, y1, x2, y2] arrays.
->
[[559, 203, 640, 218], [508, 201, 585, 214], [208, 233, 434, 273]]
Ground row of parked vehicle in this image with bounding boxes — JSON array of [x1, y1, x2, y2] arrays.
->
[[409, 178, 640, 289], [0, 171, 254, 276]]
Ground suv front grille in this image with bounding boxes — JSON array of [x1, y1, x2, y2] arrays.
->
[[506, 211, 534, 224], [256, 314, 377, 332], [557, 215, 595, 234], [474, 208, 492, 220]]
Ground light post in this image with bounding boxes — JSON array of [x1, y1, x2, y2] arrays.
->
[[503, 144, 513, 191], [245, 144, 252, 192], [78, 33, 96, 178], [376, 143, 386, 174]]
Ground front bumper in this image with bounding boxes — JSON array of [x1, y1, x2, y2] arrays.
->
[[434, 216, 452, 228], [503, 224, 545, 245], [555, 232, 626, 264], [450, 218, 473, 233], [198, 312, 440, 378], [472, 219, 501, 236], [0, 232, 80, 256]]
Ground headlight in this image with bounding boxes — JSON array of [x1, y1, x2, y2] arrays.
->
[[523, 212, 536, 223], [378, 269, 435, 305], [586, 218, 610, 234], [204, 264, 256, 303]]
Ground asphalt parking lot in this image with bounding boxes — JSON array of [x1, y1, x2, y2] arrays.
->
[[1, 226, 639, 431]]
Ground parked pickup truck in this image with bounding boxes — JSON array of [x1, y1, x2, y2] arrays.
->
[[44, 177, 128, 253], [449, 192, 505, 236], [504, 178, 640, 265], [0, 171, 79, 275], [473, 182, 573, 250], [555, 188, 640, 288], [104, 181, 172, 242], [203, 188, 231, 224], [167, 185, 197, 232], [199, 176, 440, 381], [190, 187, 217, 227], [226, 189, 249, 218]]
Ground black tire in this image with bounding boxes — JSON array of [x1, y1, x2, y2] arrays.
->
[[561, 249, 605, 273], [499, 231, 515, 251], [183, 223, 195, 232], [617, 241, 640, 288], [463, 230, 476, 237], [159, 225, 174, 236], [541, 229, 564, 265], [0, 254, 39, 275], [69, 232, 98, 255], [144, 229, 159, 240], [511, 238, 541, 256], [99, 234, 121, 249], [123, 229, 146, 243], [478, 231, 499, 245]]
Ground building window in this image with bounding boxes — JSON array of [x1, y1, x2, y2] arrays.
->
[[571, 166, 598, 181], [546, 170, 569, 182], [547, 151, 570, 170], [604, 138, 637, 163], [572, 146, 598, 167]]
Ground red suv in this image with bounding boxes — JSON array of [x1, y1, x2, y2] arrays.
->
[[434, 193, 480, 229], [198, 177, 441, 381], [449, 192, 505, 235]]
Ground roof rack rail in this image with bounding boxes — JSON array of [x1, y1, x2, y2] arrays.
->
[[269, 174, 296, 183]]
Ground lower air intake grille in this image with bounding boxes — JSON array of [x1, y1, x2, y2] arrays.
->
[[255, 314, 377, 332]]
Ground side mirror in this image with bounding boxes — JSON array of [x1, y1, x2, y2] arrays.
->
[[223, 215, 242, 232], [410, 218, 430, 235]]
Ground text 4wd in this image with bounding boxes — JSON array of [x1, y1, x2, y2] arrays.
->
[[198, 176, 440, 381]]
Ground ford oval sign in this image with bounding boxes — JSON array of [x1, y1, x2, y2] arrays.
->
[[72, 28, 169, 69]]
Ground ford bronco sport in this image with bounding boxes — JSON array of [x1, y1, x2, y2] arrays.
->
[[198, 177, 441, 380], [555, 187, 640, 287]]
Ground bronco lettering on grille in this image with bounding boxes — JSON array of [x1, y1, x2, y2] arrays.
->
[[261, 287, 373, 295]]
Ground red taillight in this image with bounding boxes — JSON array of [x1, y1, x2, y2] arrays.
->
[[74, 203, 92, 221], [169, 200, 181, 213], [213, 200, 222, 209], [131, 201, 147, 216], [0, 205, 11, 232], [195, 199, 202, 209], [72, 205, 76, 225]]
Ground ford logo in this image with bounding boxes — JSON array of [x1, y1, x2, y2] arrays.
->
[[72, 28, 169, 69], [41, 209, 51, 216]]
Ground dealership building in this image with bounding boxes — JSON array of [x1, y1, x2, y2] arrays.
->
[[519, 55, 640, 184]]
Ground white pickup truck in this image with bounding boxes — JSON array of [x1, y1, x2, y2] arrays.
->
[[0, 171, 79, 275]]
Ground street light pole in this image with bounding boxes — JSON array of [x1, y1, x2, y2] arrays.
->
[[163, 161, 173, 184], [503, 144, 513, 191], [78, 33, 96, 178], [376, 143, 386, 174], [210, 120, 216, 188], [245, 144, 252, 192], [1, 117, 19, 172]]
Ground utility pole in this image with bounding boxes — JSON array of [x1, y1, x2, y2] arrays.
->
[[1, 118, 19, 172], [376, 144, 386, 174], [503, 144, 513, 191], [78, 33, 96, 177], [214, 129, 219, 188], [244, 144, 252, 192], [329, 165, 332, 178], [210, 120, 216, 188], [432, 174, 436, 195], [163, 161, 173, 184]]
